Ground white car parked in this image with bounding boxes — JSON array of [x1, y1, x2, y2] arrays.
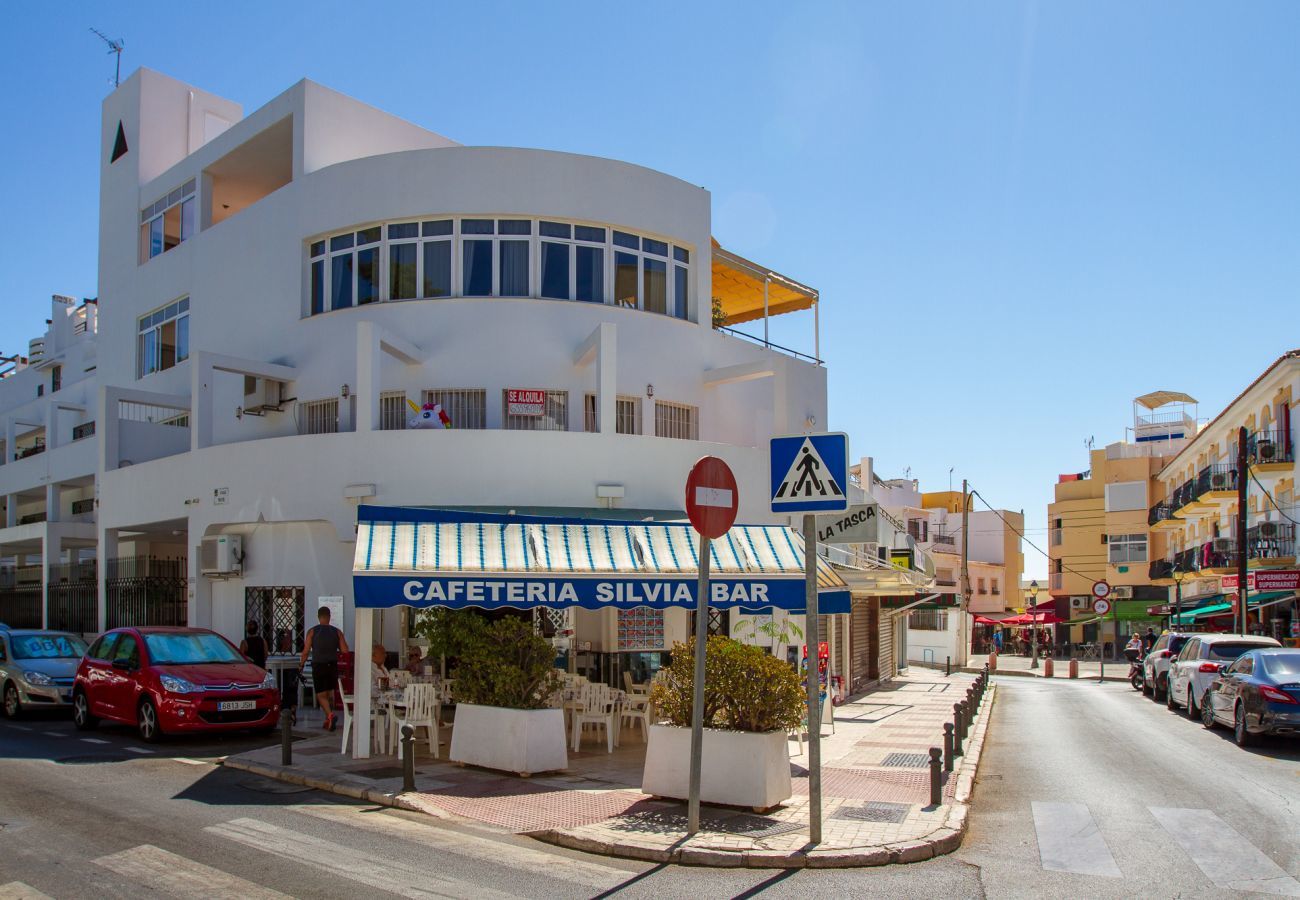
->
[[1167, 634, 1281, 719]]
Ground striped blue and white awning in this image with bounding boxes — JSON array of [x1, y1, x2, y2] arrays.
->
[[352, 506, 850, 613]]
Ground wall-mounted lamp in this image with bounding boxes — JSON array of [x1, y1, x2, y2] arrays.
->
[[341, 384, 350, 398], [646, 384, 654, 398]]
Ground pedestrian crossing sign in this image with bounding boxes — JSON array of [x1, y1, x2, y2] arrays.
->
[[770, 432, 849, 513]]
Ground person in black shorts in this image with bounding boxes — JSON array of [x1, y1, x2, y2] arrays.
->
[[240, 621, 268, 669], [299, 606, 350, 731]]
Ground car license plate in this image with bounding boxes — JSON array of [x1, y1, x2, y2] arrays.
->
[[218, 700, 257, 712]]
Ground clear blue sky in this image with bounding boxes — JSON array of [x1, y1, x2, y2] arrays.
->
[[2, 2, 1298, 576]]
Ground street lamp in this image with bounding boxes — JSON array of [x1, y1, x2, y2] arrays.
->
[[1025, 579, 1040, 670], [1171, 568, 1185, 632]]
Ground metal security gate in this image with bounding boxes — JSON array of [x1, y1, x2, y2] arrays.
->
[[105, 556, 188, 629], [245, 586, 306, 654], [850, 597, 873, 693], [0, 565, 42, 628], [47, 561, 98, 634], [877, 606, 896, 682]]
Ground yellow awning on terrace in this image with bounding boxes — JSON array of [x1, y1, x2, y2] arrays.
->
[[711, 239, 818, 326]]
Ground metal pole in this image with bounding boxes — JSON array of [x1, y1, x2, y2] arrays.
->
[[959, 480, 970, 668], [763, 277, 770, 348], [943, 722, 954, 771], [401, 724, 416, 793], [929, 748, 943, 806], [1237, 426, 1249, 635], [1174, 575, 1182, 631], [686, 533, 711, 836], [280, 708, 293, 766], [804, 512, 822, 844]]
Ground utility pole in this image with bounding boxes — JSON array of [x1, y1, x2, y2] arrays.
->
[[960, 479, 971, 667], [1236, 426, 1249, 634]]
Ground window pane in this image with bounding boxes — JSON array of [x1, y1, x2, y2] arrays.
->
[[498, 220, 532, 235], [540, 242, 570, 300], [159, 320, 177, 370], [423, 241, 451, 297], [463, 240, 493, 295], [422, 219, 453, 237], [575, 225, 606, 243], [357, 226, 381, 245], [576, 246, 604, 303], [674, 246, 689, 263], [462, 219, 494, 235], [176, 315, 189, 362], [643, 258, 667, 314], [180, 197, 196, 241], [311, 259, 325, 314], [149, 217, 164, 258], [642, 237, 668, 256], [614, 251, 638, 307], [310, 240, 325, 257], [330, 233, 354, 252], [143, 328, 158, 375], [540, 221, 571, 239], [140, 222, 151, 264], [357, 247, 379, 304], [674, 265, 688, 319], [331, 254, 354, 309], [387, 222, 418, 240], [613, 230, 639, 249], [499, 240, 529, 296], [389, 243, 417, 300]]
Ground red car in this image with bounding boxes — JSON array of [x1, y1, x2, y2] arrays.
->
[[72, 626, 280, 742]]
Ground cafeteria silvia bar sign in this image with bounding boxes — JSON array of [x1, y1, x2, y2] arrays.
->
[[354, 574, 851, 613]]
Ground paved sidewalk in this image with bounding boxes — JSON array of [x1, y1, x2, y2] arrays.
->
[[224, 668, 996, 868], [964, 652, 1130, 681]]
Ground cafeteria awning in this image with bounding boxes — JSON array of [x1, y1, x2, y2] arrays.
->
[[352, 506, 851, 614]]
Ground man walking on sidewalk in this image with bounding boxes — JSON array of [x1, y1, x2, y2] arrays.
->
[[300, 606, 349, 731]]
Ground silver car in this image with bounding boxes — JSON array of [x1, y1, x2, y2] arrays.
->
[[0, 629, 90, 717]]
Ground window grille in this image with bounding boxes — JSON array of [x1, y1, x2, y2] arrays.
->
[[422, 389, 486, 430], [244, 586, 306, 654], [654, 400, 698, 440], [583, 394, 642, 434], [71, 498, 95, 516], [503, 390, 569, 431], [118, 401, 188, 426], [379, 391, 407, 431], [298, 398, 339, 435], [72, 421, 96, 441], [908, 609, 949, 631]]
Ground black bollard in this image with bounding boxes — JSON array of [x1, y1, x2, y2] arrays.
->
[[401, 724, 416, 793], [945, 656, 951, 677], [280, 708, 293, 766], [929, 748, 943, 806], [960, 700, 970, 741], [953, 703, 964, 755], [943, 722, 954, 772]]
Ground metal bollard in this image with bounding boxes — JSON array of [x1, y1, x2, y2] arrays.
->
[[943, 722, 954, 772], [1069, 657, 1079, 679], [953, 704, 964, 756], [960, 699, 971, 740], [929, 748, 943, 806], [945, 656, 951, 677], [988, 652, 997, 672], [401, 724, 416, 793], [280, 708, 293, 766], [1044, 657, 1054, 678]]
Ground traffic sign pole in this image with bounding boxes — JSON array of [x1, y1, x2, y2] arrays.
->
[[804, 512, 822, 844], [687, 531, 710, 836]]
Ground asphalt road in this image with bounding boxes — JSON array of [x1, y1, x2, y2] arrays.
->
[[1, 678, 1296, 899]]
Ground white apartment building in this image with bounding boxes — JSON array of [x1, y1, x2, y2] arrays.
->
[[1, 67, 857, 692]]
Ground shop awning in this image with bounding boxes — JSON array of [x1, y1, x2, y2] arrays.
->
[[1170, 591, 1296, 626], [352, 506, 851, 614], [711, 240, 818, 325]]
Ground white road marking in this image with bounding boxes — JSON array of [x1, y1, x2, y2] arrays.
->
[[94, 844, 291, 900], [205, 817, 522, 900], [1151, 807, 1300, 897], [1031, 801, 1122, 877], [41, 731, 65, 737], [171, 757, 210, 766], [0, 882, 55, 900], [125, 746, 154, 754], [80, 737, 110, 745], [292, 803, 626, 889], [7, 725, 33, 731]]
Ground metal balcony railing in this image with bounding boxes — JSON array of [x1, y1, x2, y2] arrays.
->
[[1246, 429, 1294, 466], [1173, 547, 1199, 574], [1199, 539, 1238, 570], [1195, 463, 1238, 497], [1148, 558, 1174, 580], [1148, 502, 1174, 527], [1171, 479, 1196, 511], [1247, 522, 1295, 560]]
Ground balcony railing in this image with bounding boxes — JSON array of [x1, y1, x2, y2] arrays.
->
[[1171, 479, 1196, 511], [16, 441, 46, 460], [931, 532, 956, 547], [72, 421, 96, 441], [1195, 463, 1238, 497], [1148, 501, 1174, 527], [1199, 539, 1238, 570], [1245, 429, 1294, 466], [1149, 558, 1174, 580], [1247, 522, 1295, 561], [1173, 547, 1199, 574]]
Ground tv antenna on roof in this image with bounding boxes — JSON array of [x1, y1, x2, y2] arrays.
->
[[89, 27, 125, 88]]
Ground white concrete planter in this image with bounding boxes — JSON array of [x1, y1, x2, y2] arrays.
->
[[642, 724, 792, 811], [449, 703, 568, 775]]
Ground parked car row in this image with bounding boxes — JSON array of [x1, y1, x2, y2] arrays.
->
[[1, 624, 280, 742], [1136, 630, 1299, 747]]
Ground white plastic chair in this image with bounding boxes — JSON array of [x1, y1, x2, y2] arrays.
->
[[619, 691, 651, 742], [571, 683, 616, 753], [338, 679, 387, 754], [392, 683, 439, 760]]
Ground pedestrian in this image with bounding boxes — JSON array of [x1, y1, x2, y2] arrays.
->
[[239, 621, 268, 670], [992, 630, 1003, 653], [371, 643, 391, 691], [405, 644, 425, 675], [1125, 633, 1144, 655], [299, 606, 349, 731], [1143, 626, 1156, 652]]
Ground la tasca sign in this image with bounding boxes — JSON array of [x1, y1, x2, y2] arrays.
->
[[816, 503, 880, 544]]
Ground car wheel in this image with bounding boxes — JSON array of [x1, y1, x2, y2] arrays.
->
[[1153, 675, 1166, 701], [72, 690, 98, 731], [1186, 688, 1199, 720], [1201, 691, 1217, 729], [1167, 678, 1179, 709], [1234, 703, 1257, 748], [137, 697, 164, 743], [1142, 674, 1153, 696], [3, 681, 21, 719]]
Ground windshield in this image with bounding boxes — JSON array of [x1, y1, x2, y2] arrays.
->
[[1207, 642, 1270, 661], [11, 634, 88, 660], [1261, 652, 1300, 676], [144, 632, 243, 665], [1169, 637, 1190, 653]]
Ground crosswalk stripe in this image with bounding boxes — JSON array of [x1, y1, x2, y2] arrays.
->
[[205, 817, 522, 900], [7, 725, 33, 731], [80, 738, 110, 745], [125, 746, 154, 754], [94, 844, 291, 900], [291, 803, 626, 889], [171, 757, 210, 766], [41, 731, 64, 737], [1031, 801, 1121, 877], [0, 882, 54, 900], [1151, 807, 1300, 897]]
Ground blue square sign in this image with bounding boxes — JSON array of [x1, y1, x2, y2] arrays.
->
[[770, 432, 849, 513]]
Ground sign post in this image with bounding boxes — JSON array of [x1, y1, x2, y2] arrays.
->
[[1091, 581, 1111, 683], [684, 456, 739, 837], [770, 432, 848, 845]]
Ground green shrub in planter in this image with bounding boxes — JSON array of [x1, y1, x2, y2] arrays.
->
[[651, 636, 804, 733], [453, 616, 562, 711]]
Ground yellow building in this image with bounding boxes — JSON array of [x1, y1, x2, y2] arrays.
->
[[1047, 394, 1193, 653]]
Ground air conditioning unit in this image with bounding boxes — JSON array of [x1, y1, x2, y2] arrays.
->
[[1111, 586, 1133, 600], [242, 376, 282, 415], [1260, 522, 1278, 538], [1256, 440, 1276, 461], [1070, 596, 1089, 610], [1212, 538, 1234, 553], [1209, 471, 1229, 490], [200, 534, 243, 576]]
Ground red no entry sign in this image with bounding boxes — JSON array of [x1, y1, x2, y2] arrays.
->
[[685, 456, 739, 539]]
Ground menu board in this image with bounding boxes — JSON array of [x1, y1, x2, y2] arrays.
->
[[617, 607, 665, 650]]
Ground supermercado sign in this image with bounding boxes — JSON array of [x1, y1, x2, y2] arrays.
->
[[354, 575, 850, 614]]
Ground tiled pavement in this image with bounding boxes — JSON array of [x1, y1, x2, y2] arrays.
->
[[225, 667, 995, 867]]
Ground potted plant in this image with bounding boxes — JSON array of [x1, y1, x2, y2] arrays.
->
[[415, 611, 566, 776], [642, 636, 804, 811]]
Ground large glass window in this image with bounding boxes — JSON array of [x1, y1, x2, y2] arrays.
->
[[499, 240, 530, 296], [643, 258, 667, 315], [423, 240, 451, 297], [541, 241, 570, 300], [139, 179, 197, 264], [463, 240, 493, 296], [137, 298, 190, 378], [388, 223, 418, 301], [1107, 533, 1148, 564], [614, 252, 638, 308]]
